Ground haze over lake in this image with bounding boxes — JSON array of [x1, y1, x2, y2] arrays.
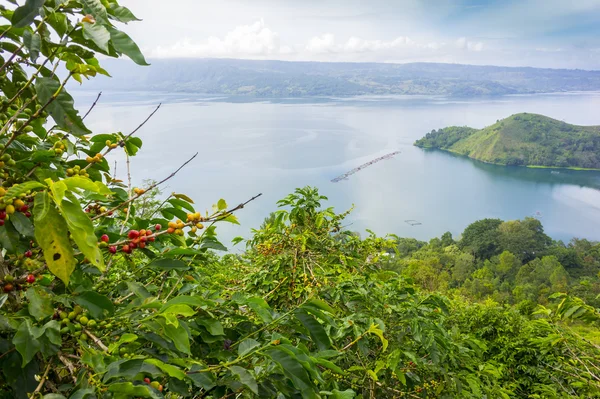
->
[[76, 91, 600, 244]]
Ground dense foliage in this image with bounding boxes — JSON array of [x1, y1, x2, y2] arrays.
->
[[85, 58, 600, 98], [415, 113, 600, 169], [1, 2, 600, 399]]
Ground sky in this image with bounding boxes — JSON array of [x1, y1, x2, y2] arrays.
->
[[119, 0, 600, 69]]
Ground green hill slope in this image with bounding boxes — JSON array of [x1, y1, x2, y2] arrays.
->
[[415, 113, 600, 169]]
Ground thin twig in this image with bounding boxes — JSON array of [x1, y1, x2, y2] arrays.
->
[[83, 103, 161, 171], [119, 154, 133, 235], [82, 92, 102, 120], [84, 329, 108, 351], [92, 152, 198, 220], [33, 363, 52, 395], [58, 353, 77, 383]]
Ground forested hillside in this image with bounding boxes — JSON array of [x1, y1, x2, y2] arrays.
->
[[85, 58, 600, 98], [1, 2, 600, 399], [415, 113, 600, 169]]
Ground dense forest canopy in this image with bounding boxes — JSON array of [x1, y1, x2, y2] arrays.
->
[[1, 2, 600, 399], [415, 113, 600, 169], [84, 58, 600, 98]]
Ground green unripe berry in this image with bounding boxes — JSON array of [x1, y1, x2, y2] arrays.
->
[[68, 311, 76, 320], [79, 316, 89, 326], [59, 311, 68, 319]]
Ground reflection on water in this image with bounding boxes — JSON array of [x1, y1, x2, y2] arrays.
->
[[75, 90, 600, 244]]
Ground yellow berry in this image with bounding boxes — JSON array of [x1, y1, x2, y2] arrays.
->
[[5, 205, 15, 214]]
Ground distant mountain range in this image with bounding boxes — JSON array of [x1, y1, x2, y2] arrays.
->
[[414, 113, 600, 169], [85, 58, 600, 98]]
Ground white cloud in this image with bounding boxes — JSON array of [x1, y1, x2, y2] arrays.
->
[[456, 37, 484, 52], [305, 33, 337, 53], [150, 19, 286, 58]]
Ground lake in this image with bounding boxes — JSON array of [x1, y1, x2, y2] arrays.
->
[[74, 90, 600, 245]]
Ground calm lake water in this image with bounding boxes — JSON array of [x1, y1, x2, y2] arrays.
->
[[74, 91, 600, 245]]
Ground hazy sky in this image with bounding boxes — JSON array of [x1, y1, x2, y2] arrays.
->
[[119, 0, 600, 69]]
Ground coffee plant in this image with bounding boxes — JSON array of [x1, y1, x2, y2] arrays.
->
[[1, 1, 600, 398]]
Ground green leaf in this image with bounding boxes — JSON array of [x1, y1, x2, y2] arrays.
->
[[81, 0, 109, 24], [147, 258, 189, 270], [168, 198, 195, 213], [161, 207, 188, 222], [35, 77, 90, 136], [238, 338, 261, 356], [246, 297, 273, 323], [34, 193, 76, 285], [67, 388, 95, 399], [160, 295, 208, 311], [367, 324, 388, 352], [332, 389, 356, 399], [103, 359, 145, 382], [10, 212, 34, 237], [109, 5, 141, 23], [230, 366, 258, 395], [0, 221, 22, 254], [63, 176, 112, 195], [295, 309, 331, 350], [23, 29, 41, 62], [12, 0, 44, 28], [74, 291, 114, 319], [145, 359, 186, 380], [108, 333, 138, 354], [83, 22, 110, 52], [266, 346, 317, 397], [5, 181, 45, 201], [59, 195, 105, 271], [13, 319, 41, 366], [46, 179, 67, 204], [160, 304, 196, 317], [26, 287, 54, 321], [195, 317, 224, 336], [173, 193, 194, 204], [217, 199, 227, 211], [107, 382, 160, 398], [157, 317, 190, 354], [200, 236, 227, 251], [107, 26, 149, 66], [313, 357, 344, 374], [41, 395, 66, 399]]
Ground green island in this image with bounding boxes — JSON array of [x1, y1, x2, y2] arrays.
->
[[1, 2, 600, 399], [415, 113, 600, 170]]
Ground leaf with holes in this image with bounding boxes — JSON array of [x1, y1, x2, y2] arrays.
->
[[34, 193, 75, 285]]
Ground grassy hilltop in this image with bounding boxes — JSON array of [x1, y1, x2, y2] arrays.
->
[[415, 113, 600, 169]]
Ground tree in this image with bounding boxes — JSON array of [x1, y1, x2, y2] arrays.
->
[[459, 218, 503, 259], [498, 217, 551, 262]]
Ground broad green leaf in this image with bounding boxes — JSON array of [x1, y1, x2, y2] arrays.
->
[[295, 309, 331, 350], [10, 212, 33, 237], [145, 359, 186, 380], [160, 295, 208, 311], [217, 199, 227, 211], [26, 287, 54, 321], [157, 317, 191, 354], [59, 195, 105, 271], [63, 176, 112, 195], [46, 179, 67, 204], [35, 77, 90, 136], [313, 357, 344, 374], [13, 319, 41, 366], [81, 0, 108, 24], [161, 207, 187, 222], [367, 324, 388, 352], [187, 365, 216, 390], [109, 5, 141, 23], [11, 0, 44, 28], [83, 22, 110, 52], [0, 221, 21, 254], [195, 317, 224, 336], [108, 382, 160, 398], [34, 193, 76, 285], [173, 193, 194, 203], [23, 29, 40, 62], [67, 388, 95, 399], [332, 389, 356, 399], [107, 26, 149, 65], [238, 338, 261, 356], [4, 181, 45, 201], [47, 9, 68, 36], [147, 258, 189, 270], [266, 346, 316, 397], [168, 198, 195, 213], [103, 359, 145, 382], [160, 304, 196, 317], [108, 333, 138, 354], [200, 236, 227, 251], [246, 297, 273, 323], [73, 291, 114, 319], [230, 366, 258, 395]]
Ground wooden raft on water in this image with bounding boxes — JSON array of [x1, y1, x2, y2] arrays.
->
[[331, 151, 401, 183]]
